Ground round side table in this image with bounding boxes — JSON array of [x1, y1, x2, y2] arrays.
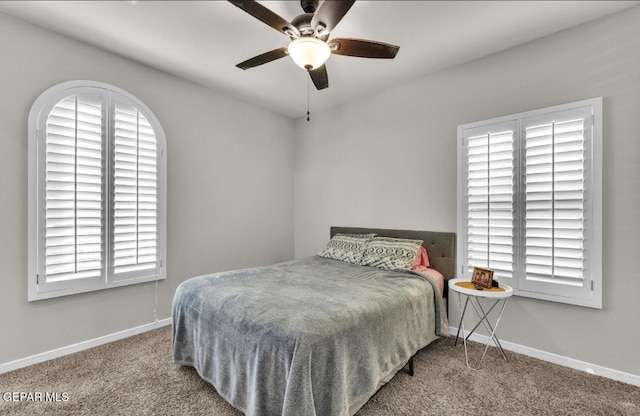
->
[[449, 278, 513, 369]]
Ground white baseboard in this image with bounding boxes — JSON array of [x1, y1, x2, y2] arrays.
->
[[450, 325, 640, 387], [0, 318, 172, 375]]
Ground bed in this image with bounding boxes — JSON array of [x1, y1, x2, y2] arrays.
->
[[172, 227, 455, 416]]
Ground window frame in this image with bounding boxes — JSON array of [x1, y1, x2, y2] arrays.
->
[[28, 80, 167, 301], [456, 97, 602, 309]]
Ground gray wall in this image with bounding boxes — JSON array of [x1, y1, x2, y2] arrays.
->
[[0, 13, 295, 364], [294, 6, 640, 376]]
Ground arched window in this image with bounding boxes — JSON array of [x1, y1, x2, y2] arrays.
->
[[28, 81, 166, 301]]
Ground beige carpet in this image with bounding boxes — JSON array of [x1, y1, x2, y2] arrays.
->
[[1, 326, 638, 415]]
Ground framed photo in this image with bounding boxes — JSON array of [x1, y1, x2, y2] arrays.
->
[[471, 267, 494, 289]]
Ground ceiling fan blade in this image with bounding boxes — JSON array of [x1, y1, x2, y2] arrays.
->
[[309, 65, 329, 90], [228, 0, 299, 37], [236, 47, 289, 70], [311, 0, 356, 34], [329, 38, 400, 59]]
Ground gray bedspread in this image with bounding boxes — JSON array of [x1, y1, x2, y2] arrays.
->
[[172, 256, 449, 416]]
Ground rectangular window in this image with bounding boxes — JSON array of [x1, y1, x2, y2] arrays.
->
[[457, 98, 602, 308]]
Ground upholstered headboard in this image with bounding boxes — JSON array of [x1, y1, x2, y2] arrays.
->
[[330, 226, 456, 284]]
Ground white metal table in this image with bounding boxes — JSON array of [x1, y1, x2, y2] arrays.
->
[[449, 278, 513, 369]]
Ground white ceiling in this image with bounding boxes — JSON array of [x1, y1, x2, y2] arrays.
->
[[0, 1, 637, 119]]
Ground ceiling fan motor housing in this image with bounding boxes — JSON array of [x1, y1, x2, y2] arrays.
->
[[291, 13, 315, 36]]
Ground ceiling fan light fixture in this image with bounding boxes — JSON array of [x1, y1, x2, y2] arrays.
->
[[288, 37, 331, 70]]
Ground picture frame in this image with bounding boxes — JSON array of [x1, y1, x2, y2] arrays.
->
[[471, 267, 494, 289]]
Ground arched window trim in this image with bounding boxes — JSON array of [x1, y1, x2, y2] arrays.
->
[[28, 80, 167, 301]]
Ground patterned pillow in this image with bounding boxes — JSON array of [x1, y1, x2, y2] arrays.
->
[[361, 237, 424, 270], [318, 233, 376, 264]]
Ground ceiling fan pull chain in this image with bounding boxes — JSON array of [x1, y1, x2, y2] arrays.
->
[[307, 74, 311, 122]]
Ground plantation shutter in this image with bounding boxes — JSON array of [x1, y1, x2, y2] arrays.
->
[[457, 98, 601, 308], [112, 99, 159, 279], [30, 81, 166, 301], [520, 108, 592, 299], [464, 123, 515, 281], [41, 93, 105, 286]]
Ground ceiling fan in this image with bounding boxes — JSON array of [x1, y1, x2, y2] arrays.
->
[[229, 0, 400, 90]]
